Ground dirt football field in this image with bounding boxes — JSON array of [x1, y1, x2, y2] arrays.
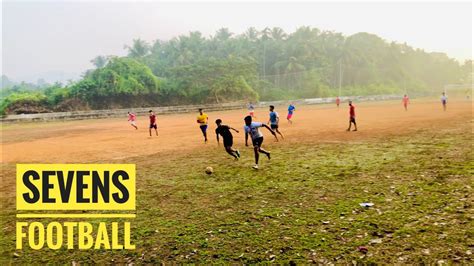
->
[[1, 99, 472, 164], [1, 98, 473, 264]]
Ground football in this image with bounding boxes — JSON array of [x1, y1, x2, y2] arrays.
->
[[205, 166, 213, 175]]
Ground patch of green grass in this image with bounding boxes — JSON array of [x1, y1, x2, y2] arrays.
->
[[1, 121, 473, 264]]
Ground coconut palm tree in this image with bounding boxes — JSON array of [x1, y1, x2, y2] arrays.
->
[[124, 39, 150, 58], [214, 28, 233, 41], [271, 27, 287, 41], [244, 27, 259, 42], [90, 56, 109, 68]]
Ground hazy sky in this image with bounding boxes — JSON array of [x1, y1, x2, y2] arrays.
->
[[2, 1, 472, 83]]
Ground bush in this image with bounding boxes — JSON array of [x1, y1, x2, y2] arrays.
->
[[0, 92, 49, 115]]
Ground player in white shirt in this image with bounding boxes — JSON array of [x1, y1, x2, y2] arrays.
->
[[441, 92, 448, 111], [244, 115, 278, 169]]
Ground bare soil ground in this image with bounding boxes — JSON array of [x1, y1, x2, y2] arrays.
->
[[2, 99, 471, 164]]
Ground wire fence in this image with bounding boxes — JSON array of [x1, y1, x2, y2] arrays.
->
[[2, 94, 402, 122], [258, 64, 413, 93]]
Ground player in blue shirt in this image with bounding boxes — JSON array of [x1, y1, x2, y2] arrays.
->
[[268, 105, 284, 139], [248, 102, 256, 118], [287, 103, 296, 124]]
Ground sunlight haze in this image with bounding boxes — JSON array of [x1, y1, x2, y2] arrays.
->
[[2, 1, 472, 83]]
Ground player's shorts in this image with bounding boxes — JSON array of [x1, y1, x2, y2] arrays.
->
[[270, 124, 278, 129], [200, 125, 208, 133], [442, 100, 447, 105], [252, 137, 264, 147], [287, 113, 293, 119], [223, 136, 233, 147], [149, 123, 157, 129], [350, 117, 356, 123]]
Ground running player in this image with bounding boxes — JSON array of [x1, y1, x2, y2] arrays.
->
[[441, 92, 447, 111], [347, 101, 357, 131], [402, 94, 409, 111], [244, 115, 278, 169], [268, 105, 284, 140], [127, 111, 138, 130], [197, 108, 209, 143], [248, 102, 256, 118], [287, 103, 296, 124], [336, 96, 341, 109], [148, 110, 158, 136], [215, 119, 240, 159]]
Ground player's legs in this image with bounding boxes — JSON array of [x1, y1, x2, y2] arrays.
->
[[271, 125, 283, 140], [253, 145, 260, 165], [275, 128, 284, 139], [150, 124, 158, 136], [224, 138, 238, 159], [200, 125, 208, 142], [252, 137, 269, 168], [352, 120, 357, 131], [256, 137, 270, 159], [258, 147, 271, 159], [225, 146, 238, 159], [251, 137, 261, 166], [131, 121, 138, 130]]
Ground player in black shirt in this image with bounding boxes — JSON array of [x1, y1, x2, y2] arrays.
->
[[215, 119, 241, 159]]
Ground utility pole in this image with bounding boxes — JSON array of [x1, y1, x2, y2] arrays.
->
[[262, 41, 266, 94], [338, 59, 342, 97], [404, 78, 407, 94], [263, 43, 266, 76]]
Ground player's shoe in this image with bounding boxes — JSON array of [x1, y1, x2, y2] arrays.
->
[[236, 150, 241, 158], [252, 165, 259, 170], [266, 153, 271, 160]]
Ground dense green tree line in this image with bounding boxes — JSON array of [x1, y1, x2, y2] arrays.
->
[[1, 26, 471, 114]]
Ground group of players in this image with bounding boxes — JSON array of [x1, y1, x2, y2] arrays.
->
[[126, 92, 449, 169], [194, 104, 297, 169]]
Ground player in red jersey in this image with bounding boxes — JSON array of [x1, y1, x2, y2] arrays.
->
[[148, 110, 158, 137], [402, 94, 409, 111], [127, 112, 138, 130], [347, 101, 357, 131]]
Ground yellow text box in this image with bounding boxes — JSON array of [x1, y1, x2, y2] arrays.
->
[[16, 164, 135, 210]]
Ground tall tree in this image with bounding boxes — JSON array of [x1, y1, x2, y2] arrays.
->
[[90, 55, 109, 68], [125, 39, 150, 58]]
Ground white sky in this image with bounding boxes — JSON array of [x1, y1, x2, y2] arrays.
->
[[2, 1, 473, 83]]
